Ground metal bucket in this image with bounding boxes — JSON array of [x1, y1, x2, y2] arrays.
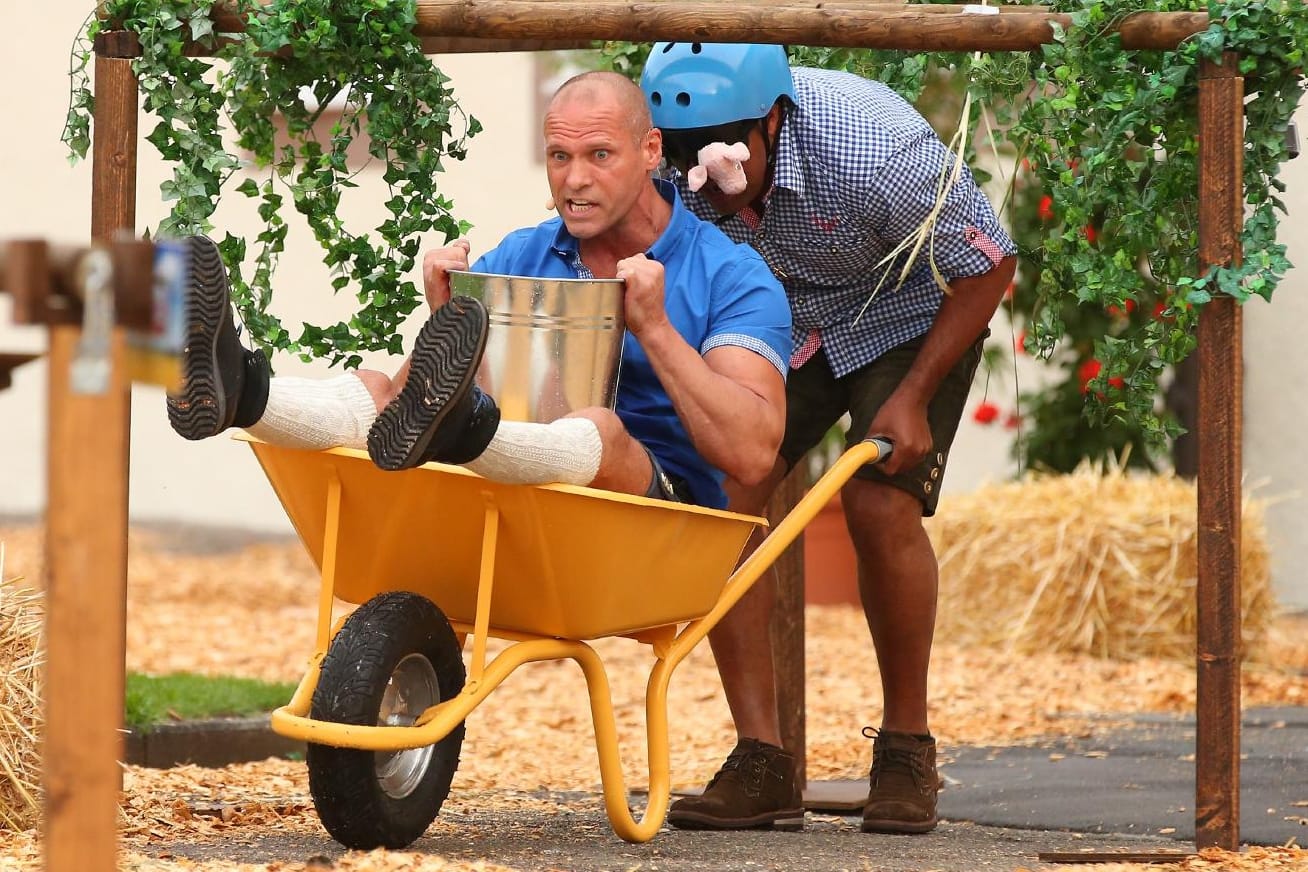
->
[[448, 270, 625, 424]]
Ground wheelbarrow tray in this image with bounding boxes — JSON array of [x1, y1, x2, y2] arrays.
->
[[245, 438, 765, 640]]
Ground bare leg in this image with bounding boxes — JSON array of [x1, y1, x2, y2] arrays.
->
[[355, 368, 402, 410], [707, 458, 790, 747], [842, 477, 935, 734], [576, 408, 655, 495], [667, 457, 806, 830]]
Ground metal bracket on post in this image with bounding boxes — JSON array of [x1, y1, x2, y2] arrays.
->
[[70, 247, 115, 395]]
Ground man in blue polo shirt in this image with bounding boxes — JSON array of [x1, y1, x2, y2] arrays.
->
[[167, 70, 791, 515], [640, 43, 1018, 834]]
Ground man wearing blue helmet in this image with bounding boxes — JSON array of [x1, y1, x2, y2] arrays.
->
[[641, 42, 1018, 834]]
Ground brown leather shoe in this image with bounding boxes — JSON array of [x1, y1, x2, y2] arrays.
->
[[860, 727, 941, 834], [668, 738, 805, 830]]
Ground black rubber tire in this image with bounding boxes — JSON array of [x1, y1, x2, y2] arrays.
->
[[307, 591, 466, 849]]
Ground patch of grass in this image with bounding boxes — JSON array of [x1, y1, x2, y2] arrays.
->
[[125, 672, 298, 732]]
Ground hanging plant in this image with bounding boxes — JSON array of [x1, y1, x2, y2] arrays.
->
[[63, 0, 481, 368]]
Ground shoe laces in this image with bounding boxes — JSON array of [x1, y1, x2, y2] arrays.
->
[[862, 726, 933, 790], [707, 741, 775, 795]]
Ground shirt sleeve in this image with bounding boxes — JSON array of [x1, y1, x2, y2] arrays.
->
[[868, 133, 1017, 282], [702, 248, 794, 377]]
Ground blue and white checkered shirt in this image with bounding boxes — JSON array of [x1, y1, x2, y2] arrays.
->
[[678, 67, 1016, 378]]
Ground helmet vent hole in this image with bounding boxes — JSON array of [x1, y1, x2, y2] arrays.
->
[[676, 92, 691, 106], [661, 43, 675, 53], [691, 42, 702, 53], [651, 92, 662, 106]]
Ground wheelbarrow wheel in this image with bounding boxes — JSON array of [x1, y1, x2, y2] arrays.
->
[[307, 591, 465, 849]]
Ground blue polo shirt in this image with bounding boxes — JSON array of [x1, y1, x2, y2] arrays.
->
[[472, 179, 792, 508]]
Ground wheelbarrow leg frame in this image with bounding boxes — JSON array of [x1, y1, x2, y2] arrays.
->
[[270, 439, 890, 843]]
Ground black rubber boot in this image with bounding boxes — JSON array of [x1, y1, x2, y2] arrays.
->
[[166, 236, 269, 440], [367, 295, 500, 471]]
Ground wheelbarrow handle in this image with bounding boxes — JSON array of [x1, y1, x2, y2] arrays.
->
[[863, 435, 894, 464]]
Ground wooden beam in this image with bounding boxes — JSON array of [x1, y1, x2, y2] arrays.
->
[[1194, 52, 1243, 853], [419, 37, 598, 53], [94, 28, 598, 58], [42, 53, 138, 872], [413, 2, 1210, 52], [0, 241, 153, 329], [196, 2, 1207, 53]]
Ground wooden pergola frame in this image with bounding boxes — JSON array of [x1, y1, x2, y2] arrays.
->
[[48, 3, 1244, 869]]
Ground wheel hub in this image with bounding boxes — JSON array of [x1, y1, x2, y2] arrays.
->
[[375, 653, 440, 799]]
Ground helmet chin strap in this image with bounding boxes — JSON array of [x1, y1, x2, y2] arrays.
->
[[752, 103, 787, 210]]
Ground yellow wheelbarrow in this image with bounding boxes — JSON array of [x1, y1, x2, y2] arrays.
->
[[247, 433, 891, 849]]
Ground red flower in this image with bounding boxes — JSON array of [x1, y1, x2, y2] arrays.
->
[[1038, 195, 1055, 222], [1082, 224, 1098, 244], [972, 401, 1001, 425], [1078, 358, 1102, 393], [1004, 411, 1022, 430], [1079, 358, 1126, 395], [1106, 299, 1136, 319], [1153, 301, 1169, 320]]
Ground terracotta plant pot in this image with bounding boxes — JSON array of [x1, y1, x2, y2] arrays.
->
[[803, 493, 861, 606]]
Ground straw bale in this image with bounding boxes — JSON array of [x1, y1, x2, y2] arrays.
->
[[929, 464, 1274, 661], [0, 568, 44, 831]]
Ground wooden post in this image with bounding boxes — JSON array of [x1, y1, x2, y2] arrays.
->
[[1194, 53, 1243, 852], [768, 469, 807, 785], [42, 51, 138, 872]]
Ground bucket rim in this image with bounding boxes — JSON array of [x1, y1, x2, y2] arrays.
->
[[449, 269, 625, 287]]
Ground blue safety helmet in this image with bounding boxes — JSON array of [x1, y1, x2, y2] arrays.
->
[[640, 42, 795, 131]]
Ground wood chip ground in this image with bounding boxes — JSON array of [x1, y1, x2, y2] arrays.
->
[[1, 522, 1305, 872]]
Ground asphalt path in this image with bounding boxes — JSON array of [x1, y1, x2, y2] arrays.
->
[[143, 707, 1308, 870], [938, 706, 1308, 846]]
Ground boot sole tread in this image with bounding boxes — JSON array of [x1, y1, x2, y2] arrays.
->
[[860, 817, 938, 834], [166, 238, 229, 441], [668, 809, 806, 831], [367, 298, 488, 471]]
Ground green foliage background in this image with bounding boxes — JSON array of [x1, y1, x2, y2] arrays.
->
[[604, 0, 1305, 471]]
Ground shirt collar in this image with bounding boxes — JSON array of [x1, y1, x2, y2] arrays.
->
[[770, 112, 805, 198], [549, 178, 685, 266]]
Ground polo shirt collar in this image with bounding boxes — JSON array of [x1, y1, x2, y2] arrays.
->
[[548, 178, 686, 264]]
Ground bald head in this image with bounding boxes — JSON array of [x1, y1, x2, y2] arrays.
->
[[549, 71, 652, 144]]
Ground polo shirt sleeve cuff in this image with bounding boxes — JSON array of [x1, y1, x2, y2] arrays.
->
[[701, 333, 788, 378]]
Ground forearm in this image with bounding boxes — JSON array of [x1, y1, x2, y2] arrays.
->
[[638, 323, 784, 484], [896, 255, 1017, 405]]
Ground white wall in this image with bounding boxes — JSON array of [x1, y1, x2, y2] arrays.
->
[[1243, 112, 1308, 610]]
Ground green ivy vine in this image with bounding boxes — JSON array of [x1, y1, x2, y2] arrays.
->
[[603, 0, 1305, 465], [63, 0, 480, 367]]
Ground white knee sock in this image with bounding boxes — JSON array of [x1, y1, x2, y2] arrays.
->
[[245, 375, 377, 451], [464, 417, 603, 486]]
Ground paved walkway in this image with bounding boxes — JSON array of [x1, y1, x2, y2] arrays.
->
[[938, 706, 1308, 846], [141, 706, 1307, 870]]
